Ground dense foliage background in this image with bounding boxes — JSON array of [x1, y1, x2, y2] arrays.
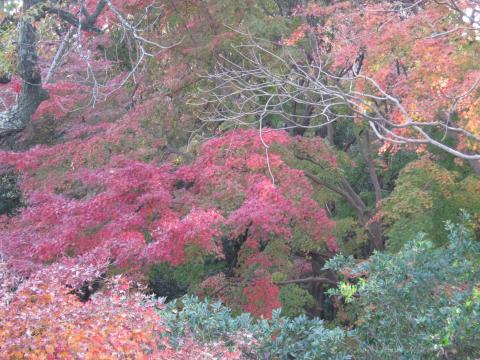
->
[[0, 0, 479, 358]]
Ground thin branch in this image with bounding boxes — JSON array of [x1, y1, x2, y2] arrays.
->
[[274, 276, 337, 286]]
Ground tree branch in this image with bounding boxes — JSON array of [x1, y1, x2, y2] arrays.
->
[[274, 276, 337, 286], [200, 35, 480, 160]]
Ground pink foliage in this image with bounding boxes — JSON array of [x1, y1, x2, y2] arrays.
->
[[146, 208, 224, 266], [1, 126, 336, 316]]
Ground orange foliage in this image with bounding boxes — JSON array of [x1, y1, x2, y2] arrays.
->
[[291, 0, 480, 153], [0, 263, 242, 359]]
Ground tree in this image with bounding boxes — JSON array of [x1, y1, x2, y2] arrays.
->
[[0, 127, 337, 316], [377, 156, 480, 251], [202, 0, 480, 162], [0, 0, 170, 140], [196, 0, 480, 254]]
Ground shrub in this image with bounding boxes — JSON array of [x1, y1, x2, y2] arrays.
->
[[160, 296, 351, 359], [0, 263, 244, 359], [279, 284, 315, 317], [327, 215, 480, 359]]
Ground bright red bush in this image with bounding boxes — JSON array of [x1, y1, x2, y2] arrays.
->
[[243, 275, 281, 318]]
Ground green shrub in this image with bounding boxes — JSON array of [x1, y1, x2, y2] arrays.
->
[[148, 257, 225, 301], [148, 262, 189, 301], [279, 284, 315, 317], [327, 215, 480, 359], [159, 296, 350, 359]]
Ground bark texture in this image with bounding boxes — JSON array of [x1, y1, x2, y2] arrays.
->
[[0, 1, 49, 138]]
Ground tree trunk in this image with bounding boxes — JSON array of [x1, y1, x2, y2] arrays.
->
[[468, 159, 480, 176], [356, 130, 384, 251], [305, 170, 384, 251], [0, 0, 49, 138], [326, 123, 334, 145], [292, 105, 314, 136], [358, 131, 382, 203], [361, 215, 384, 253]]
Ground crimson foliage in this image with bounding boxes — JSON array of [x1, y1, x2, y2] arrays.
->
[[0, 127, 336, 316]]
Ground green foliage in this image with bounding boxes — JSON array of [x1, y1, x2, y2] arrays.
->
[[160, 296, 255, 347], [148, 256, 225, 301], [30, 116, 58, 146], [160, 296, 350, 359], [337, 282, 358, 304], [380, 157, 480, 251], [279, 284, 315, 317], [148, 262, 188, 301], [333, 217, 368, 257], [380, 149, 419, 192], [244, 5, 293, 40], [259, 311, 349, 360], [0, 21, 16, 78], [327, 217, 480, 359]]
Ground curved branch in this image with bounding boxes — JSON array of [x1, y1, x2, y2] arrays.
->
[[201, 36, 480, 160], [274, 276, 337, 286]]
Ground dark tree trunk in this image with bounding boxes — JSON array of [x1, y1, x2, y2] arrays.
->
[[358, 131, 385, 251], [361, 215, 384, 253], [358, 131, 383, 203], [0, 0, 49, 138], [292, 105, 314, 136], [308, 252, 338, 318]]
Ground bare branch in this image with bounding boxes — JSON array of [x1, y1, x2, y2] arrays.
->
[[1, 0, 173, 141], [199, 36, 480, 160], [274, 276, 337, 286]]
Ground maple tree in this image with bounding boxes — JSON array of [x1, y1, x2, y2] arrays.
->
[[198, 0, 480, 255], [0, 127, 337, 316], [2, 0, 331, 319], [203, 0, 480, 162], [0, 261, 246, 359], [173, 129, 337, 315]]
